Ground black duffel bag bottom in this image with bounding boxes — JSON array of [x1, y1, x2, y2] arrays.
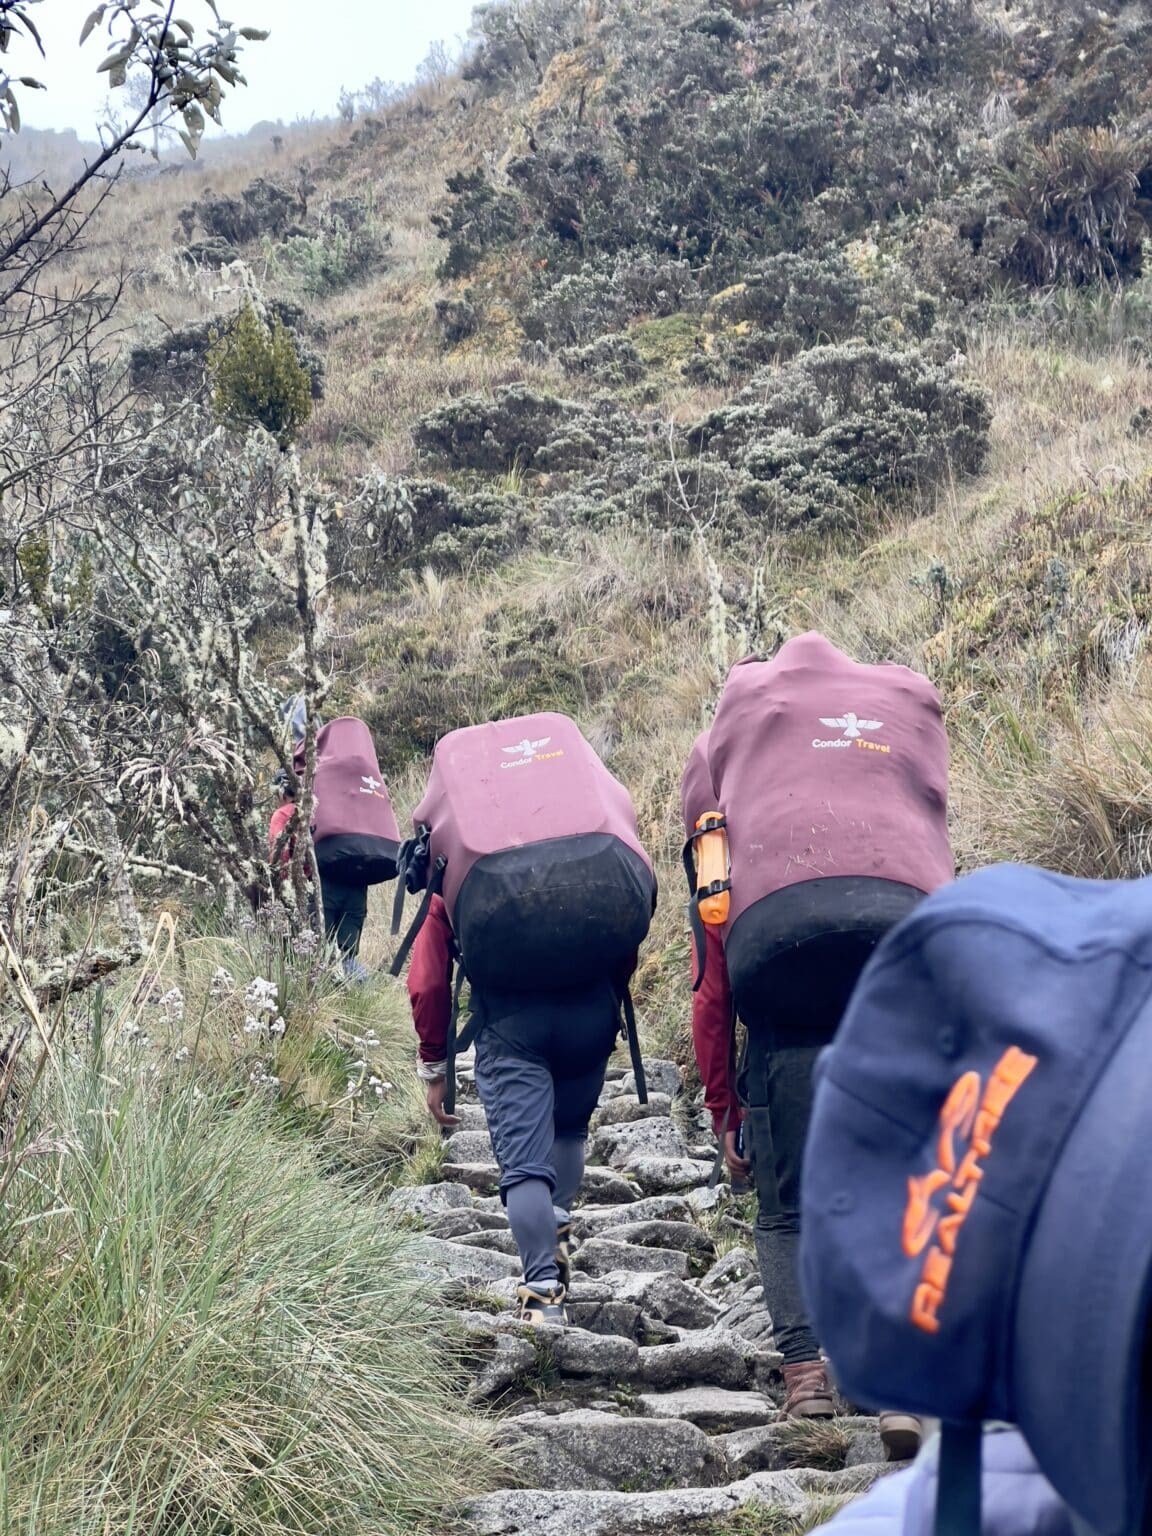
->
[[726, 876, 925, 1043], [455, 833, 655, 993], [314, 832, 399, 887]]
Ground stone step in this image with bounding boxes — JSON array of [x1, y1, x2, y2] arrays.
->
[[716, 1415, 885, 1476], [410, 1235, 522, 1284], [635, 1386, 777, 1432], [573, 1237, 691, 1279], [592, 1117, 687, 1168], [573, 1195, 694, 1238], [600, 1219, 715, 1261], [580, 1166, 642, 1204], [699, 1250, 758, 1294], [591, 1093, 673, 1129], [451, 1229, 520, 1256], [623, 1058, 684, 1100], [494, 1408, 727, 1493], [441, 1162, 503, 1193], [463, 1316, 779, 1399], [428, 1208, 510, 1241], [535, 1270, 720, 1341], [445, 1128, 495, 1163], [464, 1464, 880, 1536], [386, 1180, 472, 1220], [628, 1157, 715, 1195]]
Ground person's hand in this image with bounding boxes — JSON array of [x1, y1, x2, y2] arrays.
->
[[724, 1127, 751, 1179], [425, 1077, 460, 1128]]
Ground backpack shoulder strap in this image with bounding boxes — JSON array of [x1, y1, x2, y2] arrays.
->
[[389, 856, 446, 977], [935, 1421, 983, 1536], [442, 959, 468, 1119]]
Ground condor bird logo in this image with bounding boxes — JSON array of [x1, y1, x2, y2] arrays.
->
[[503, 737, 551, 761], [819, 712, 883, 739]]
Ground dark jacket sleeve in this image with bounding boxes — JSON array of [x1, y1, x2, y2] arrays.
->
[[691, 925, 741, 1135], [407, 894, 454, 1063]]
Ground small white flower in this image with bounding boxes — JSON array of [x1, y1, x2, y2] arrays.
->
[[243, 1015, 262, 1035], [209, 967, 235, 998], [157, 987, 185, 1021], [244, 977, 279, 1016], [174, 1046, 191, 1063], [269, 1015, 287, 1037]]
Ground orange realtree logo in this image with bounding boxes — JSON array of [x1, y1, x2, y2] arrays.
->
[[902, 1045, 1038, 1335]]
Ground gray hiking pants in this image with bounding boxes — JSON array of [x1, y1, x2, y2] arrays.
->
[[472, 983, 619, 1289]]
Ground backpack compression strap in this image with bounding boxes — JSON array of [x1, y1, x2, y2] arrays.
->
[[935, 1421, 982, 1536], [391, 826, 432, 936], [621, 987, 648, 1105], [389, 856, 446, 977]]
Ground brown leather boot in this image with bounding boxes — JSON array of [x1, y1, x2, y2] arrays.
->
[[878, 1410, 922, 1461], [781, 1360, 836, 1418]]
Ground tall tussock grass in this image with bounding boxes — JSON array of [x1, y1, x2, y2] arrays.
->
[[0, 1032, 493, 1535]]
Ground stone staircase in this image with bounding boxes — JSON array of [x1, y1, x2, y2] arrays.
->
[[388, 1059, 894, 1536]]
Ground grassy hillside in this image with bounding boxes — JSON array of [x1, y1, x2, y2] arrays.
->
[[83, 0, 1152, 1041], [2, 0, 1151, 1525]]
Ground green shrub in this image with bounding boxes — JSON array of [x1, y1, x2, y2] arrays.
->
[[414, 383, 637, 473], [272, 216, 391, 297], [185, 176, 306, 247], [519, 255, 700, 348], [0, 1050, 491, 1534], [209, 304, 314, 447], [432, 169, 522, 279], [343, 474, 532, 575], [688, 342, 992, 530], [560, 333, 647, 385], [711, 249, 866, 361]]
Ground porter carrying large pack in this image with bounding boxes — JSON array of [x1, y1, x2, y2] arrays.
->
[[683, 633, 953, 1032], [305, 717, 401, 886], [391, 712, 656, 1093]]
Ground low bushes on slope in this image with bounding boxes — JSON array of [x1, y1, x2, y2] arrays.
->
[[688, 342, 992, 531], [0, 1044, 491, 1535]]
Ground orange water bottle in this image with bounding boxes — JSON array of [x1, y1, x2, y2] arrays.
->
[[693, 811, 731, 925]]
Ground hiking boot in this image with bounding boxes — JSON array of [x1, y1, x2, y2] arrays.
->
[[780, 1361, 836, 1419], [878, 1410, 922, 1462], [555, 1221, 573, 1291], [517, 1283, 568, 1327]]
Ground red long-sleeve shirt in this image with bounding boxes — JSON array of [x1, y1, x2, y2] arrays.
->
[[407, 893, 455, 1063], [693, 925, 742, 1135], [268, 802, 295, 866]]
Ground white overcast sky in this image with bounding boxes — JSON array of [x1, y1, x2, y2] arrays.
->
[[14, 0, 481, 136]]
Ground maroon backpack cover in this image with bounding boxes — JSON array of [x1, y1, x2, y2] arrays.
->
[[407, 711, 655, 992], [683, 633, 953, 1026], [302, 717, 400, 885]]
